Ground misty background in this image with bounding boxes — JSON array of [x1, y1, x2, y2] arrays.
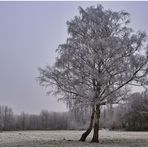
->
[[0, 1, 148, 114]]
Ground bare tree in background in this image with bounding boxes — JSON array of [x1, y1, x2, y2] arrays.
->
[[0, 106, 14, 131], [0, 106, 4, 132], [123, 91, 148, 130], [38, 5, 148, 142]]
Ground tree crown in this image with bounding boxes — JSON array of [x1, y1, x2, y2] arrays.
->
[[38, 5, 148, 109]]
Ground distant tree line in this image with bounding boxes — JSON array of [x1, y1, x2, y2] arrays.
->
[[0, 91, 148, 131], [0, 105, 90, 131], [100, 91, 148, 131]]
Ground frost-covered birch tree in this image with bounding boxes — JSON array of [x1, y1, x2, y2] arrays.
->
[[38, 5, 148, 142]]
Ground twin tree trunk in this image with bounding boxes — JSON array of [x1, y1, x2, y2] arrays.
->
[[79, 106, 95, 141], [80, 104, 100, 143]]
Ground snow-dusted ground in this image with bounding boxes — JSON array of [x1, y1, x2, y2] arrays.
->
[[0, 130, 148, 147]]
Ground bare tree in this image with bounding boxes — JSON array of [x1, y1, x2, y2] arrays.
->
[[122, 91, 148, 130], [16, 112, 29, 130], [38, 5, 148, 142], [0, 106, 4, 132], [0, 106, 14, 131], [29, 114, 41, 130]]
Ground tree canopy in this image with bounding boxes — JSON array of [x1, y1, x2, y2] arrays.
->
[[39, 5, 148, 108]]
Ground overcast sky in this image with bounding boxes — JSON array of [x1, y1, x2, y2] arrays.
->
[[0, 1, 148, 114]]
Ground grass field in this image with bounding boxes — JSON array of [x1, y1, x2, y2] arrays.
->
[[0, 130, 148, 147]]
